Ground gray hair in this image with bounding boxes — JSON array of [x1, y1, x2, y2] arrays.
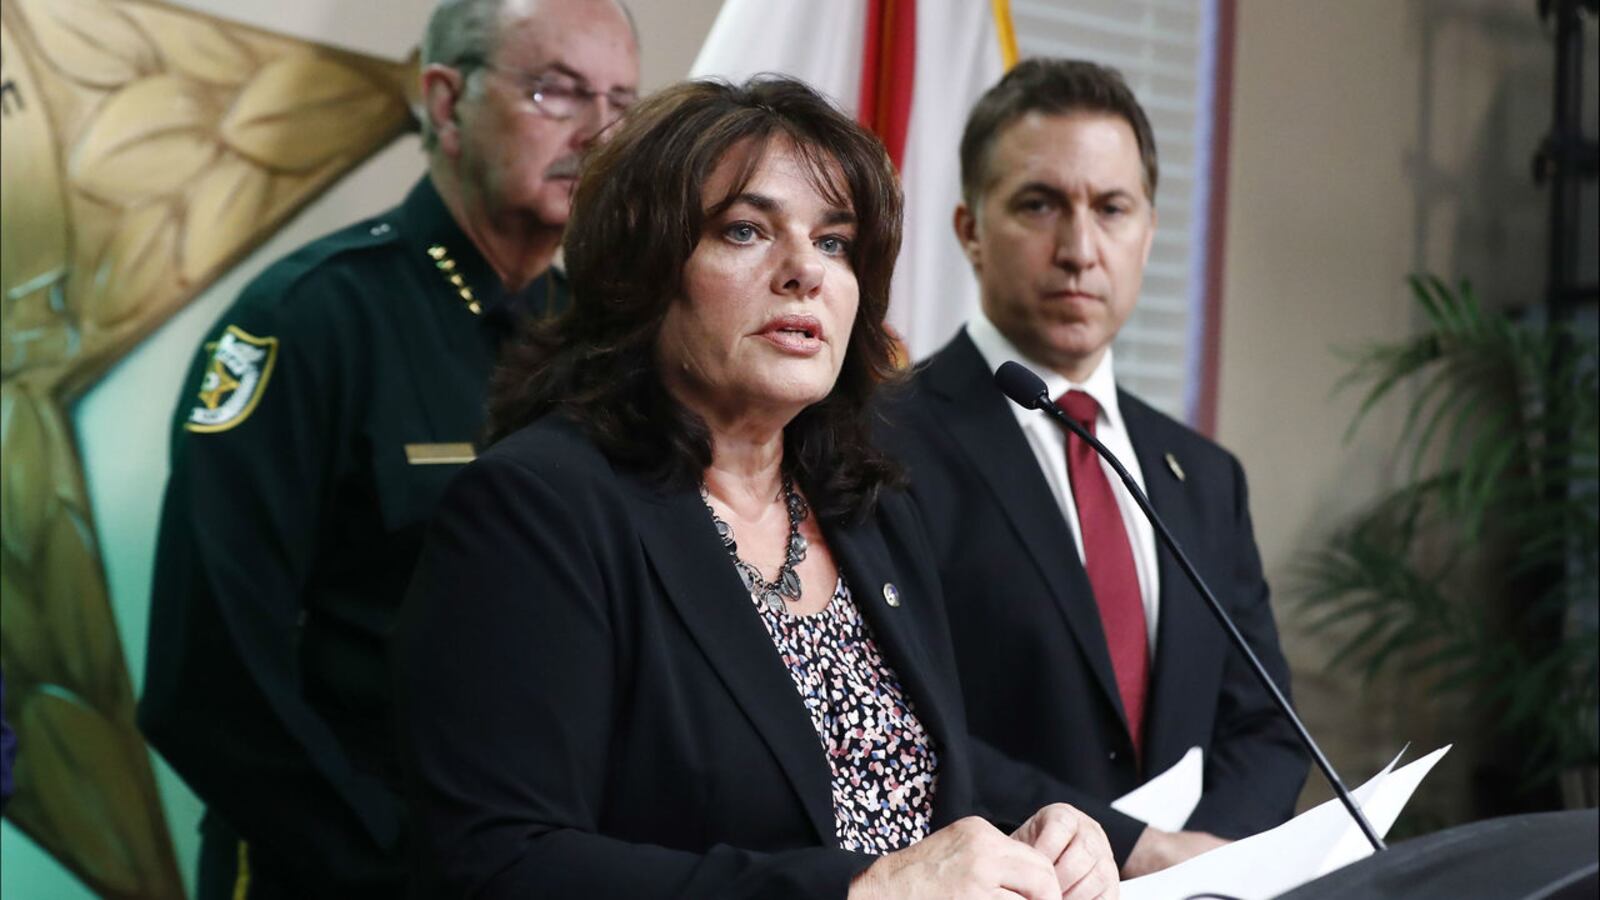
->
[[416, 0, 638, 150], [418, 0, 505, 149]]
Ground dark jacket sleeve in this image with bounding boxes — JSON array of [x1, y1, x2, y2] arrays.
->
[[138, 284, 403, 890], [881, 479, 1147, 867], [396, 451, 873, 899], [1185, 455, 1308, 838]]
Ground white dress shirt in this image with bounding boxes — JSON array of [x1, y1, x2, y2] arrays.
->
[[965, 314, 1161, 649]]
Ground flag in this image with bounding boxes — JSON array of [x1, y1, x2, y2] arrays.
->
[[690, 0, 1017, 360]]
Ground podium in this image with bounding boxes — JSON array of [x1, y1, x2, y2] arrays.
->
[[1276, 809, 1598, 900]]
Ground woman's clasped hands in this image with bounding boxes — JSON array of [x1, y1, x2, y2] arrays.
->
[[851, 803, 1119, 900]]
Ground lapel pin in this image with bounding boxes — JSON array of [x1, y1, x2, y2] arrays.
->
[[1165, 452, 1185, 482], [882, 583, 901, 607]]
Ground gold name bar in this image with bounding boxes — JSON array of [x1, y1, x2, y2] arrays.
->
[[404, 442, 476, 465]]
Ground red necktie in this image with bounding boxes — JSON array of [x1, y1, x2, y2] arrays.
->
[[1057, 390, 1149, 755]]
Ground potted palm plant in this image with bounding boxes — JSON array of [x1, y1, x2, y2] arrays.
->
[[1298, 275, 1598, 817]]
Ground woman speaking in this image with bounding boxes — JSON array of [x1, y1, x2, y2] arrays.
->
[[396, 77, 1118, 899]]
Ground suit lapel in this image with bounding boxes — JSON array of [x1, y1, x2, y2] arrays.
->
[[1121, 393, 1222, 772], [922, 335, 1126, 728], [824, 515, 969, 825], [629, 480, 836, 845]]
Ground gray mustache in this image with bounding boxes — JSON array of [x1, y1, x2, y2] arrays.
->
[[546, 156, 582, 179]]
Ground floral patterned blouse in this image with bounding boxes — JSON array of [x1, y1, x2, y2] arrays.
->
[[749, 577, 939, 854]]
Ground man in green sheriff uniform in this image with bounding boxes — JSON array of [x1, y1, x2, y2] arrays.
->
[[138, 2, 639, 896]]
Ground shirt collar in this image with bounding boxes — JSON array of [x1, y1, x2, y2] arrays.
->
[[395, 176, 566, 322], [964, 311, 1124, 432]]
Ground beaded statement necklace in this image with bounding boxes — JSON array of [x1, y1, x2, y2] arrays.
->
[[701, 476, 809, 615]]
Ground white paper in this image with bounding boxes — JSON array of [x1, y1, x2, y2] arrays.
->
[[1314, 745, 1449, 877], [1120, 745, 1451, 900], [1113, 746, 1204, 832]]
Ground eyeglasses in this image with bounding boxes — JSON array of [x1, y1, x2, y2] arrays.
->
[[458, 59, 637, 124]]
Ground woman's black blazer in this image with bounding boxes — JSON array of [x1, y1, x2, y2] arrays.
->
[[396, 416, 1085, 899]]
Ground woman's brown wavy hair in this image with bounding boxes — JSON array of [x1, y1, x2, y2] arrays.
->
[[486, 76, 905, 522]]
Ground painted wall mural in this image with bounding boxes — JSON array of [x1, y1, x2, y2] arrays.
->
[[0, 1, 416, 895]]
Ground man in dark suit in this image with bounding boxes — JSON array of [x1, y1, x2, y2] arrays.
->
[[880, 58, 1309, 876]]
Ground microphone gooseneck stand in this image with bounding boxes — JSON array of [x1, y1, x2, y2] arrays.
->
[[993, 360, 1386, 854]]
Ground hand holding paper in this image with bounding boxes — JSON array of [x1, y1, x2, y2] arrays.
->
[[1119, 745, 1451, 900]]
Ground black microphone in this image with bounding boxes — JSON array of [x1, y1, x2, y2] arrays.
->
[[994, 360, 1386, 854]]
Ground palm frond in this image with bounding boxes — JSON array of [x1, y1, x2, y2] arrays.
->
[[1295, 275, 1599, 795]]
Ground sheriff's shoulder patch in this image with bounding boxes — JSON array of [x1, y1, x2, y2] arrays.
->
[[185, 325, 279, 433]]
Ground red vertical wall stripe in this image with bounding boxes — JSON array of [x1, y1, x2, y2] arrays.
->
[[1194, 0, 1236, 437], [857, 0, 916, 170]]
